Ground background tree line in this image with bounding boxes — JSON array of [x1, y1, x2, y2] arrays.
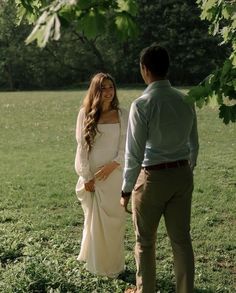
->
[[0, 0, 229, 90]]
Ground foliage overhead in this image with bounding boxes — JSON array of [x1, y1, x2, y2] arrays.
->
[[1, 1, 223, 89], [14, 0, 236, 123], [16, 0, 138, 47], [187, 0, 236, 124]]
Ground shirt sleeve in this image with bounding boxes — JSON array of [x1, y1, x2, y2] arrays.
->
[[122, 101, 148, 193], [113, 108, 129, 169], [188, 106, 199, 168], [74, 108, 93, 183]]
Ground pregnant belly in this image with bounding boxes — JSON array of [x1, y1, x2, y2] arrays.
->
[[89, 148, 117, 171]]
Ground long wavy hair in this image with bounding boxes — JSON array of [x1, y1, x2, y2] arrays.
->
[[82, 73, 119, 152]]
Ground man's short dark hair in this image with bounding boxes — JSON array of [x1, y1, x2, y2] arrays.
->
[[140, 44, 170, 77]]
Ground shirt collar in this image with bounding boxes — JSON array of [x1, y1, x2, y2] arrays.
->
[[143, 80, 171, 94]]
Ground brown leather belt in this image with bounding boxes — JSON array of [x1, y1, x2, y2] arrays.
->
[[143, 160, 188, 170]]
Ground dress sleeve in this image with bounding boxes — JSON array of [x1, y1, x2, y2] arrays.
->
[[74, 108, 93, 183], [113, 108, 129, 169]]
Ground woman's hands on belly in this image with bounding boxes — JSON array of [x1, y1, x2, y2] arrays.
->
[[84, 179, 95, 192], [95, 161, 120, 181]]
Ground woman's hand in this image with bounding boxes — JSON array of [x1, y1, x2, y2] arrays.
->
[[95, 161, 119, 181], [84, 179, 95, 192]]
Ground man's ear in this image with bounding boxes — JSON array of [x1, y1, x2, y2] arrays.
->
[[146, 67, 151, 77], [141, 64, 147, 73], [144, 65, 152, 77]]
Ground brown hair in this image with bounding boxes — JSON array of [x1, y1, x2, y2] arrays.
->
[[82, 73, 119, 152], [140, 44, 169, 77]]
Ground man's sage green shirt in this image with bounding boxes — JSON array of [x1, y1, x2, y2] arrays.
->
[[122, 80, 199, 193]]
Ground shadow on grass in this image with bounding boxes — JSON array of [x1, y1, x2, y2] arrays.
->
[[118, 269, 136, 285], [157, 280, 215, 293], [157, 277, 175, 292], [0, 244, 25, 267], [119, 271, 215, 293]]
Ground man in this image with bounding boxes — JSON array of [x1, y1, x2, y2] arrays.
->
[[120, 44, 199, 293]]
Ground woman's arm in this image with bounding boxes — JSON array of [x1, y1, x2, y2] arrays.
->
[[75, 108, 94, 183], [95, 108, 129, 181]]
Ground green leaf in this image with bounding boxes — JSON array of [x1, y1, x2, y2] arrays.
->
[[19, 0, 33, 12], [208, 94, 219, 108], [77, 9, 106, 39], [25, 11, 48, 45], [76, 0, 93, 10], [39, 15, 55, 47], [117, 0, 138, 16], [219, 59, 232, 87], [115, 12, 138, 40], [183, 93, 195, 105], [204, 0, 217, 11], [59, 4, 76, 21], [210, 74, 221, 92], [233, 79, 236, 91], [200, 0, 217, 21], [16, 0, 40, 24], [187, 87, 206, 108], [222, 6, 230, 20], [231, 52, 236, 68], [16, 5, 27, 25], [25, 12, 60, 47], [53, 14, 61, 41], [213, 21, 219, 35], [219, 104, 236, 124], [232, 18, 236, 29], [222, 26, 230, 42]]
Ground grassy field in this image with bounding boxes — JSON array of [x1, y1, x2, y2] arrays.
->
[[0, 89, 235, 293]]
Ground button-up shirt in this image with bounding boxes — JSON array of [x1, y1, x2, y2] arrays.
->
[[122, 80, 199, 193]]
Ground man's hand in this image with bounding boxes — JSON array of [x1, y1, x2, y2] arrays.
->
[[189, 160, 196, 172], [95, 161, 119, 181], [120, 196, 132, 214], [189, 162, 195, 172], [84, 179, 95, 192]]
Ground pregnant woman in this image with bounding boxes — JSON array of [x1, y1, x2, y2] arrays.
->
[[75, 72, 128, 278]]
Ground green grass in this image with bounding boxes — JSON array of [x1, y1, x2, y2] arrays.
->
[[0, 89, 235, 293]]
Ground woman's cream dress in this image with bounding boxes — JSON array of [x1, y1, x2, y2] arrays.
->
[[75, 108, 128, 278]]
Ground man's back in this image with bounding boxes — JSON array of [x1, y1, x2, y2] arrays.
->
[[121, 44, 198, 293], [129, 80, 198, 167]]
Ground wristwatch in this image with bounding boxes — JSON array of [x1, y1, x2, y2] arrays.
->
[[121, 191, 132, 198]]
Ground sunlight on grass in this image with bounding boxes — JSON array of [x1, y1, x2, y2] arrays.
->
[[0, 89, 235, 292]]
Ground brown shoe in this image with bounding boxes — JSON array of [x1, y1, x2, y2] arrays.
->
[[124, 288, 137, 293]]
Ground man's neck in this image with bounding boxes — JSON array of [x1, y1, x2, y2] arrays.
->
[[146, 76, 166, 85]]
